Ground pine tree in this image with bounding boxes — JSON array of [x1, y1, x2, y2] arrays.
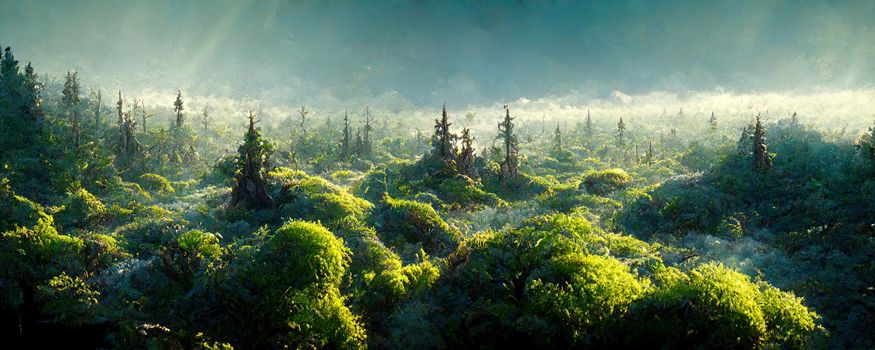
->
[[298, 105, 309, 134], [585, 109, 593, 138], [644, 141, 655, 165], [200, 105, 210, 131], [616, 117, 626, 147], [498, 106, 519, 181], [431, 104, 457, 163], [231, 110, 274, 208], [62, 71, 81, 147], [363, 106, 373, 158], [553, 123, 563, 153], [354, 128, 363, 158], [709, 112, 718, 131], [791, 112, 799, 126], [141, 100, 152, 133], [859, 116, 875, 166], [117, 91, 126, 153], [752, 115, 773, 172], [173, 90, 184, 129], [340, 110, 351, 159], [457, 128, 478, 178]]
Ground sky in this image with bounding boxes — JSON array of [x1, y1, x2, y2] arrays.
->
[[1, 0, 874, 120]]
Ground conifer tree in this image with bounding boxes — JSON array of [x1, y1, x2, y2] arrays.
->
[[791, 112, 799, 126], [363, 106, 373, 158], [616, 117, 626, 147], [585, 109, 593, 138], [644, 141, 654, 165], [709, 112, 718, 131], [117, 91, 126, 152], [62, 71, 81, 147], [340, 110, 351, 159], [858, 116, 875, 166], [457, 128, 478, 178], [354, 128, 363, 158], [200, 105, 210, 131], [498, 106, 519, 181], [553, 123, 563, 153], [298, 105, 309, 134], [115, 91, 141, 156], [231, 110, 274, 208], [431, 105, 457, 163], [173, 90, 184, 129], [752, 115, 773, 171]]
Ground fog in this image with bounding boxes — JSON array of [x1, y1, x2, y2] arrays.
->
[[2, 0, 874, 124]]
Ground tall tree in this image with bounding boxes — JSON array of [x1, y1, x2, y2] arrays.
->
[[709, 112, 718, 131], [752, 115, 773, 172], [173, 90, 184, 129], [200, 105, 210, 131], [644, 141, 654, 165], [431, 104, 457, 163], [141, 100, 152, 133], [298, 105, 309, 134], [115, 91, 140, 157], [457, 128, 478, 178], [553, 123, 563, 153], [498, 106, 519, 181], [585, 109, 593, 139], [362, 107, 373, 158], [340, 111, 351, 159], [231, 110, 274, 208], [616, 117, 626, 147], [62, 71, 81, 147]]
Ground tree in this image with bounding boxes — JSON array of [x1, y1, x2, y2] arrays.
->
[[200, 105, 210, 131], [298, 105, 309, 134], [173, 90, 184, 129], [791, 112, 799, 125], [139, 99, 152, 133], [644, 141, 654, 165], [709, 112, 718, 131], [231, 110, 274, 208], [115, 91, 141, 157], [616, 117, 626, 147], [92, 90, 101, 130], [585, 109, 593, 137], [340, 110, 351, 160], [859, 116, 875, 166], [362, 107, 373, 158], [431, 104, 457, 163], [498, 106, 519, 181], [457, 128, 478, 178], [354, 128, 363, 158], [62, 71, 81, 147], [752, 115, 773, 172], [553, 123, 563, 153]]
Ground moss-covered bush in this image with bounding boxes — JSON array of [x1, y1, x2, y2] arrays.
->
[[139, 173, 176, 195], [581, 168, 631, 195], [370, 195, 461, 259], [272, 168, 373, 224], [56, 187, 109, 229]]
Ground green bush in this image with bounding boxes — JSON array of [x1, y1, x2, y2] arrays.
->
[[619, 263, 818, 349], [272, 168, 374, 224], [581, 168, 631, 195], [139, 173, 176, 195], [56, 187, 108, 229], [370, 195, 461, 259]]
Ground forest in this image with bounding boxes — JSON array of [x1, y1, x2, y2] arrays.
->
[[2, 40, 874, 349]]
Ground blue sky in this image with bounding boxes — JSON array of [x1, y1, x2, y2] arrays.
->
[[1, 0, 873, 107]]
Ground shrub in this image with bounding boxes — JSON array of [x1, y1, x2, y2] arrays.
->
[[370, 195, 461, 259], [139, 173, 176, 195], [273, 168, 374, 224], [581, 168, 631, 195], [56, 187, 108, 229]]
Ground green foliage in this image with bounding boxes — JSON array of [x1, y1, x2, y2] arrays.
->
[[139, 173, 175, 195], [581, 168, 631, 195], [620, 263, 817, 349], [36, 272, 99, 325], [272, 167, 373, 224], [0, 178, 53, 231], [370, 194, 461, 259], [56, 187, 108, 229]]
